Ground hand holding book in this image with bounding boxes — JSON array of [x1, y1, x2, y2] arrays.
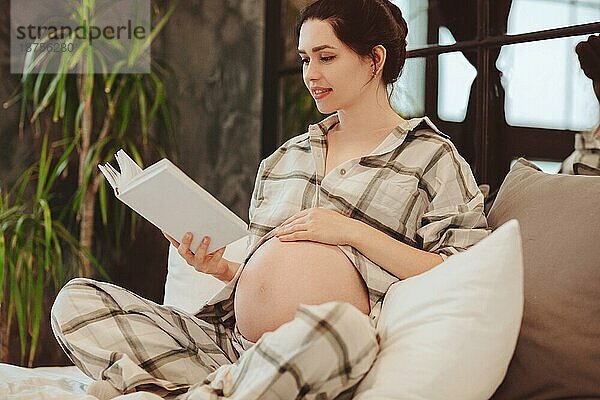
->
[[98, 149, 248, 255], [163, 231, 240, 282]]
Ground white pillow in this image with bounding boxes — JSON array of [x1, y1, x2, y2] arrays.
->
[[354, 219, 524, 400], [163, 236, 247, 313]]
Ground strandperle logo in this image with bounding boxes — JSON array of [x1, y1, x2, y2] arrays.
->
[[15, 19, 147, 43], [10, 0, 151, 74]]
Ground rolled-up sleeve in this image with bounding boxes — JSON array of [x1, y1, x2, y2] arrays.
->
[[416, 143, 490, 259], [246, 159, 268, 254]]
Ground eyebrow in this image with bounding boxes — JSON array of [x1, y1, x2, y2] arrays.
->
[[298, 45, 336, 54]]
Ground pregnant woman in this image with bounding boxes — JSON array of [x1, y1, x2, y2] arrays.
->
[[51, 1, 489, 399]]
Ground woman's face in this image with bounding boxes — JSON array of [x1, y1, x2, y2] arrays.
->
[[298, 19, 375, 114]]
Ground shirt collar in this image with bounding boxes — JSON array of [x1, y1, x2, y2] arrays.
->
[[308, 113, 340, 138], [308, 114, 448, 156]]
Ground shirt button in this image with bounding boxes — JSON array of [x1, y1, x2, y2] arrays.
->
[[339, 168, 346, 176]]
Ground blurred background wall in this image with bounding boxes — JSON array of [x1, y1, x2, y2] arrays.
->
[[0, 0, 264, 365]]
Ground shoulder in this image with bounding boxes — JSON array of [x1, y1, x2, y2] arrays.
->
[[258, 130, 313, 176], [400, 117, 463, 168], [265, 131, 311, 160], [407, 117, 453, 147]]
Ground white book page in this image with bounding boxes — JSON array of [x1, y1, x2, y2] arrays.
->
[[118, 160, 248, 253], [97, 149, 144, 193], [98, 151, 248, 253], [97, 164, 119, 190], [115, 149, 143, 187]]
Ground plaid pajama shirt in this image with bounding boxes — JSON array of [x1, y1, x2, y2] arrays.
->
[[52, 113, 489, 399]]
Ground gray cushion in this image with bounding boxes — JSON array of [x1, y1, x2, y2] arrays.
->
[[488, 158, 600, 399]]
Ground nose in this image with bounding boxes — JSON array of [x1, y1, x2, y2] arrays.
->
[[303, 59, 321, 83]]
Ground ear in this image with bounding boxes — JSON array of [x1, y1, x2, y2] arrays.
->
[[371, 45, 387, 76]]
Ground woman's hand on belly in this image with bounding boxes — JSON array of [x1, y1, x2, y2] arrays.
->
[[234, 237, 370, 343], [274, 207, 357, 246]]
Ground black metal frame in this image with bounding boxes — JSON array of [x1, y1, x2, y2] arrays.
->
[[262, 0, 600, 188], [262, 0, 282, 160], [427, 19, 600, 188]]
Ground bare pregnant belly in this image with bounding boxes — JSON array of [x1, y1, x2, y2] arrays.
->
[[234, 237, 370, 343]]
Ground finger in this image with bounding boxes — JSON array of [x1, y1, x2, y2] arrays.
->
[[178, 232, 195, 260], [276, 222, 309, 236], [193, 236, 211, 263], [277, 215, 310, 233], [279, 213, 309, 228], [280, 209, 311, 227], [277, 231, 309, 241]]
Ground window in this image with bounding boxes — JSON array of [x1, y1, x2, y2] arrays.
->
[[263, 1, 600, 189], [499, 0, 600, 131]]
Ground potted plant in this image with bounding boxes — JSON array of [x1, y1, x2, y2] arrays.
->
[[1, 0, 178, 366]]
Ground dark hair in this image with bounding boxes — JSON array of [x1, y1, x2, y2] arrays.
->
[[296, 0, 408, 85]]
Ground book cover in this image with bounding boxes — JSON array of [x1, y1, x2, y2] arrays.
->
[[99, 150, 248, 254]]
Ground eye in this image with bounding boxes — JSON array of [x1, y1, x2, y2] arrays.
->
[[320, 55, 335, 63], [300, 57, 309, 66]]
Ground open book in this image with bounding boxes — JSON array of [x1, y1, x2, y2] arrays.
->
[[98, 150, 248, 253]]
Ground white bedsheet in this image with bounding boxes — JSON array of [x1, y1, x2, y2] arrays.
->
[[0, 364, 168, 399], [0, 364, 93, 400]]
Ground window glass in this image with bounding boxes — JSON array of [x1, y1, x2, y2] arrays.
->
[[507, 0, 600, 35], [391, 0, 429, 50], [437, 27, 477, 122], [390, 0, 428, 118], [497, 0, 600, 130], [391, 56, 426, 118], [497, 36, 599, 131], [396, 0, 512, 47]]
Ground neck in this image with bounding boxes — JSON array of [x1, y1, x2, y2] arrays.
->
[[335, 84, 404, 137]]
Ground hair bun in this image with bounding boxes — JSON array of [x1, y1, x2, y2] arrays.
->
[[297, 0, 409, 85]]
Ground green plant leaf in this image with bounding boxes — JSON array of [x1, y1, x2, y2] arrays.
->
[[68, 42, 88, 71], [32, 73, 45, 114], [137, 78, 148, 145], [118, 92, 132, 137], [31, 74, 62, 122], [11, 268, 27, 363], [98, 177, 109, 226], [28, 270, 44, 366], [0, 233, 6, 305], [39, 198, 53, 257], [105, 63, 124, 94], [50, 234, 64, 290], [44, 138, 76, 194], [135, 0, 179, 59], [148, 73, 165, 128], [35, 134, 51, 200], [4, 0, 177, 366]]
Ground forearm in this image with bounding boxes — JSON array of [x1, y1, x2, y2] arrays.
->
[[346, 219, 443, 280]]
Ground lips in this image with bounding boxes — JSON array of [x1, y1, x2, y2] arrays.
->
[[311, 87, 333, 100]]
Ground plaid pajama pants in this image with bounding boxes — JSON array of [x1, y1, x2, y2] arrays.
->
[[51, 278, 379, 399]]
